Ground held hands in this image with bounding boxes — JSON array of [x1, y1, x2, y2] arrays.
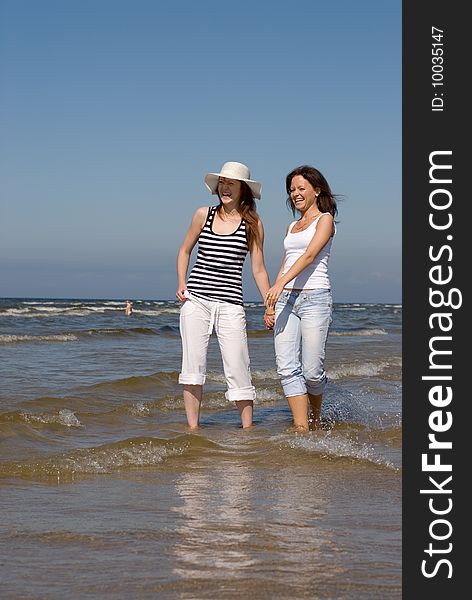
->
[[264, 283, 281, 331], [265, 282, 284, 310], [263, 309, 275, 330]]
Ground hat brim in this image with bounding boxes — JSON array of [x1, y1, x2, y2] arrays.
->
[[204, 173, 262, 200]]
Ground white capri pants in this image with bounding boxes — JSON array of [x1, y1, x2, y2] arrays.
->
[[178, 293, 256, 402]]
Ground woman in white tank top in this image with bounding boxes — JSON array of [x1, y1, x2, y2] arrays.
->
[[265, 165, 338, 432]]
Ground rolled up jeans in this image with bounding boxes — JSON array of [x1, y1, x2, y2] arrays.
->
[[179, 292, 256, 402], [274, 288, 332, 397]]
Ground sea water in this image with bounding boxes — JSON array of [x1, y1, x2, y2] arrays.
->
[[0, 298, 401, 599]]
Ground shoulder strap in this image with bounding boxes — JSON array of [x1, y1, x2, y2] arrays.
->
[[206, 205, 216, 226], [313, 212, 329, 223], [316, 212, 336, 237]]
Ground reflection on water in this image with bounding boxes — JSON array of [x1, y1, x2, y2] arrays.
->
[[170, 453, 351, 593], [173, 460, 257, 577]]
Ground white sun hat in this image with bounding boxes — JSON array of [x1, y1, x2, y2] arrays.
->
[[204, 161, 262, 199]]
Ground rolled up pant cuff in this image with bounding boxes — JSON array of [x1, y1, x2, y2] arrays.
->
[[280, 375, 307, 397], [179, 373, 206, 386], [306, 382, 327, 395], [306, 374, 328, 396], [225, 386, 256, 402]]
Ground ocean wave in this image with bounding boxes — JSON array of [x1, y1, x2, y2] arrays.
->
[[0, 435, 218, 481], [132, 308, 181, 316], [104, 400, 155, 417], [330, 328, 387, 336], [103, 301, 129, 306], [3, 326, 177, 341], [327, 359, 401, 380], [0, 408, 82, 428], [365, 425, 402, 447], [274, 432, 399, 471], [205, 364, 400, 386], [205, 369, 280, 385], [0, 305, 182, 318], [157, 325, 180, 334], [0, 308, 34, 316], [336, 303, 365, 308], [0, 305, 96, 316], [0, 333, 78, 344], [81, 327, 159, 337], [90, 371, 179, 391], [0, 307, 88, 317], [254, 388, 285, 402], [128, 402, 152, 416]]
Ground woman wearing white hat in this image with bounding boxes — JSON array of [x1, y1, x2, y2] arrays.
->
[[176, 161, 273, 429]]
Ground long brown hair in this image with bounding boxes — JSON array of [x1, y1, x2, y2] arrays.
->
[[286, 165, 338, 218], [217, 182, 262, 250]]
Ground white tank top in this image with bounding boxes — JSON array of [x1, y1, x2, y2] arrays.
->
[[282, 214, 335, 290]]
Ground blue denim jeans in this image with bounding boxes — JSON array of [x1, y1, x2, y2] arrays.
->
[[274, 288, 332, 397]]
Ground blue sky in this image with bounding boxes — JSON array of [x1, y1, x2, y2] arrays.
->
[[1, 0, 401, 303]]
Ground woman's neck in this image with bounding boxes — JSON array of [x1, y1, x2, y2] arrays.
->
[[299, 205, 320, 220], [219, 201, 241, 218]]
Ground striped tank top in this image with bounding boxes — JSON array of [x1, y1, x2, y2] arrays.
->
[[187, 206, 249, 305]]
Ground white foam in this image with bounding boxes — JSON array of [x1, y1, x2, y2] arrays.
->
[[155, 307, 181, 315], [129, 402, 151, 416], [1, 308, 31, 316], [1, 307, 82, 317], [206, 372, 227, 384], [252, 369, 279, 381], [23, 409, 82, 428], [0, 333, 78, 344], [254, 388, 284, 402], [58, 439, 185, 473], [331, 328, 387, 337], [33, 306, 71, 313], [275, 432, 397, 470], [206, 369, 279, 384], [327, 358, 401, 380]]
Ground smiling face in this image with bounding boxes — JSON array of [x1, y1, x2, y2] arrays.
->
[[289, 175, 320, 213], [218, 177, 242, 205]]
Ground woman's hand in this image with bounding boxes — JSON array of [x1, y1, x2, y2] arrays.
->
[[263, 309, 275, 330], [176, 287, 187, 303], [265, 282, 285, 309]]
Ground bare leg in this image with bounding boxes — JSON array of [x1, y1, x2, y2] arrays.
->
[[235, 400, 253, 429], [308, 393, 323, 429], [287, 394, 309, 432], [183, 384, 202, 429]]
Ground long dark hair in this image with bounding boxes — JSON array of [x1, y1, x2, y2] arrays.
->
[[217, 182, 262, 250], [286, 165, 338, 218]]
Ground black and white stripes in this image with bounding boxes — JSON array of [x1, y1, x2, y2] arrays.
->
[[187, 206, 248, 305]]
